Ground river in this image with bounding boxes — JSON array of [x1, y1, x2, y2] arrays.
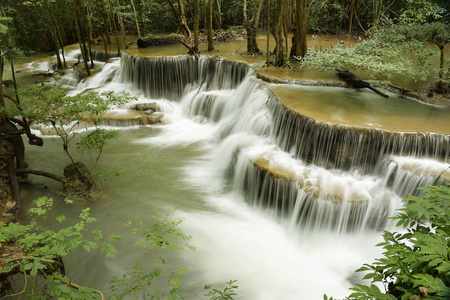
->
[[18, 48, 449, 299]]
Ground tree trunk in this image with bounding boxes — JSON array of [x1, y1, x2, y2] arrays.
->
[[166, 0, 192, 38], [290, 0, 307, 58], [436, 44, 447, 92], [178, 0, 192, 38], [272, 0, 288, 66], [48, 2, 66, 68], [193, 0, 200, 53], [204, 0, 207, 33], [216, 0, 222, 31], [99, 0, 111, 44], [266, 0, 270, 65], [244, 0, 264, 53], [73, 0, 91, 76], [81, 1, 95, 68], [52, 32, 63, 69], [112, 18, 121, 55], [130, 0, 142, 39], [114, 0, 128, 49], [207, 0, 214, 51]]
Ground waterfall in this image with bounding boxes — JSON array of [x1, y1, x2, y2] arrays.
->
[[267, 99, 450, 172], [29, 49, 448, 299], [120, 53, 250, 100], [89, 50, 120, 62], [96, 53, 449, 233]]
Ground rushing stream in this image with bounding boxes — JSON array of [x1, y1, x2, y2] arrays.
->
[[21, 50, 449, 299]]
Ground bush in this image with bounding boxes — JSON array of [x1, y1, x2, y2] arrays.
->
[[307, 0, 347, 33], [346, 183, 450, 300]]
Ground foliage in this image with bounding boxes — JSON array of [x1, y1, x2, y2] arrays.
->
[[397, 0, 445, 24], [2, 1, 75, 54], [1, 202, 235, 299], [302, 20, 449, 83], [0, 196, 119, 299], [12, 85, 134, 173], [302, 36, 424, 82], [306, 0, 346, 33], [109, 210, 194, 299], [145, 1, 179, 33], [204, 280, 239, 300], [346, 183, 450, 300]]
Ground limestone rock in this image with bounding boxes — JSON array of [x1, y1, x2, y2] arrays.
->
[[132, 102, 159, 112], [143, 112, 164, 125]]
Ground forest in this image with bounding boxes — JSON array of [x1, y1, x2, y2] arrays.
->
[[0, 0, 449, 299]]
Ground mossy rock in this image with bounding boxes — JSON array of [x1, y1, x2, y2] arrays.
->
[[63, 162, 100, 201], [137, 34, 178, 48]]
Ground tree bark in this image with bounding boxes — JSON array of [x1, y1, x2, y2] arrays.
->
[[216, 0, 222, 31], [266, 0, 270, 65], [290, 0, 307, 58], [272, 0, 288, 66], [98, 0, 111, 44], [130, 0, 142, 39], [16, 169, 67, 183], [244, 0, 264, 53], [436, 44, 447, 91], [166, 0, 192, 38], [48, 2, 65, 68], [193, 0, 200, 53], [207, 0, 214, 51], [178, 0, 192, 38], [73, 0, 91, 76]]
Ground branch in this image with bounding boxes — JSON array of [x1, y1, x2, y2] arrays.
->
[[3, 93, 18, 105], [54, 276, 105, 300], [1, 256, 104, 299], [1, 256, 64, 270], [16, 169, 67, 183], [176, 37, 197, 55]]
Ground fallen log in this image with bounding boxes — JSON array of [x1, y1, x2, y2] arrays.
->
[[336, 69, 389, 98]]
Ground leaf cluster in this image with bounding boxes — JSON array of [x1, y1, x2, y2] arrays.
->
[[8, 85, 134, 174], [204, 280, 238, 300], [348, 183, 450, 300], [0, 197, 120, 299], [109, 209, 194, 300]]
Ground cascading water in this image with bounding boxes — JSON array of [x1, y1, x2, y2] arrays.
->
[[27, 51, 449, 299]]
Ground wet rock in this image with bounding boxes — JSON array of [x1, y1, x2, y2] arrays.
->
[[2, 80, 14, 87], [53, 71, 65, 77], [133, 102, 159, 112], [63, 162, 99, 201], [145, 112, 164, 125]]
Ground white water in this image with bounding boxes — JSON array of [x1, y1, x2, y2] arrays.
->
[[26, 51, 449, 299]]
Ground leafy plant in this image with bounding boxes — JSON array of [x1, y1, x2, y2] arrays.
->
[[1, 202, 232, 299], [109, 209, 195, 300], [15, 86, 132, 169], [0, 196, 119, 299], [347, 183, 450, 300], [302, 2, 450, 89], [6, 85, 136, 192], [204, 280, 239, 300]]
